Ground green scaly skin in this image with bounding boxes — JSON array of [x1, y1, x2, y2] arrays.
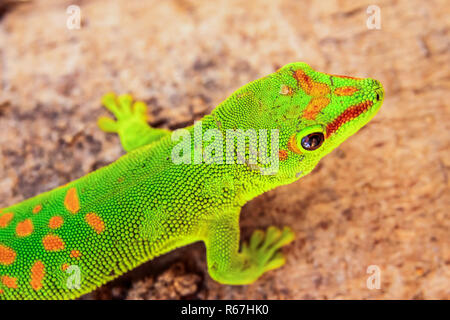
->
[[0, 62, 384, 299]]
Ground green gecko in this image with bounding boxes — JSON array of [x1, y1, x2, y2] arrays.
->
[[0, 62, 384, 299]]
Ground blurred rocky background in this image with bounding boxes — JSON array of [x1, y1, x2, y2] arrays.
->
[[0, 0, 448, 299]]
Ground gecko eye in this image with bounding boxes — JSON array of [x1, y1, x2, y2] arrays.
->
[[301, 132, 324, 150]]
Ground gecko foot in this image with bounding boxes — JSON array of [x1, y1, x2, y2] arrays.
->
[[97, 93, 150, 134], [241, 226, 295, 273]]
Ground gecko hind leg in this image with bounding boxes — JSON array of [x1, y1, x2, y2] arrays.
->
[[98, 93, 171, 152]]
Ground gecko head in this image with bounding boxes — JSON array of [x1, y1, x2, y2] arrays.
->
[[266, 62, 384, 181]]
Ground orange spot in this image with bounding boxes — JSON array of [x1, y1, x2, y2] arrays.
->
[[16, 219, 34, 237], [49, 216, 64, 229], [334, 86, 359, 96], [64, 187, 80, 214], [278, 150, 288, 161], [32, 204, 42, 214], [30, 260, 45, 290], [293, 70, 330, 96], [302, 97, 330, 120], [0, 244, 16, 265], [0, 212, 14, 228], [0, 288, 3, 294], [42, 234, 65, 251], [61, 263, 69, 271], [70, 250, 81, 259], [1, 275, 17, 289], [287, 135, 302, 154], [85, 213, 105, 234], [326, 101, 374, 137]]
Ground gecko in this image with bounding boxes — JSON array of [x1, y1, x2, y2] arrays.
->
[[0, 62, 384, 299]]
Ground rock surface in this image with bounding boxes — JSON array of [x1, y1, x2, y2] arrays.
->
[[0, 0, 448, 299]]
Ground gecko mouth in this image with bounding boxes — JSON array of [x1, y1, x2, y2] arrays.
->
[[325, 100, 374, 137]]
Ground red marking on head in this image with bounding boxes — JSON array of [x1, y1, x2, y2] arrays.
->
[[16, 219, 33, 237], [85, 213, 105, 234], [0, 212, 14, 228], [42, 234, 65, 251], [32, 204, 42, 214], [0, 244, 16, 265], [326, 101, 374, 137], [334, 86, 359, 96], [293, 70, 330, 96], [61, 263, 69, 271], [303, 97, 330, 120], [1, 275, 17, 289], [64, 187, 80, 214], [49, 216, 64, 229], [294, 70, 313, 93], [30, 261, 45, 290], [278, 150, 288, 161]]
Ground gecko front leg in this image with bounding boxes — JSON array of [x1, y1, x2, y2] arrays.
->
[[98, 93, 170, 152], [204, 208, 295, 285]]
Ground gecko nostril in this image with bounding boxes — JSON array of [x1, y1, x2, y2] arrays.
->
[[370, 79, 383, 102], [374, 87, 384, 102]]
